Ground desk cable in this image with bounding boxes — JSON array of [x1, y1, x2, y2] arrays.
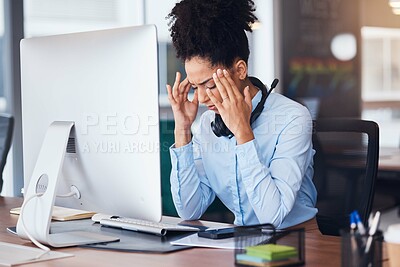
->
[[19, 191, 78, 259]]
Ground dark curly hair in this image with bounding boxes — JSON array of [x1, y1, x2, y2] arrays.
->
[[167, 0, 257, 68]]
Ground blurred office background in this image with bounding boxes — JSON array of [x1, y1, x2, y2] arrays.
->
[[0, 0, 399, 226]]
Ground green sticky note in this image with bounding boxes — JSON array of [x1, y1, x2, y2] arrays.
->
[[236, 253, 271, 263], [246, 244, 298, 261]]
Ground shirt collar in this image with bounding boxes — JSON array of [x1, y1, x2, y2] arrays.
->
[[251, 89, 263, 113]]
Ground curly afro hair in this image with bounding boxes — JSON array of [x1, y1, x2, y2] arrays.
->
[[167, 0, 257, 68]]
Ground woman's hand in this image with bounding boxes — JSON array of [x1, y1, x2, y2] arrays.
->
[[166, 72, 199, 147], [207, 69, 254, 144]]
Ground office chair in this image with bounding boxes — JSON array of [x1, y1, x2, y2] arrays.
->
[[312, 118, 379, 236], [0, 114, 14, 193]]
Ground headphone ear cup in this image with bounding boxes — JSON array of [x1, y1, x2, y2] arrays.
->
[[212, 114, 232, 137], [211, 120, 221, 137]]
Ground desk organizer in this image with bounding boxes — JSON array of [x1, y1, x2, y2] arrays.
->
[[340, 230, 383, 267], [234, 224, 305, 267]]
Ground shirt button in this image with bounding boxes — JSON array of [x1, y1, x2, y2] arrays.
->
[[238, 151, 245, 159]]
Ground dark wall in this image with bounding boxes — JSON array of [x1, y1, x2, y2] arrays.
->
[[278, 0, 361, 118]]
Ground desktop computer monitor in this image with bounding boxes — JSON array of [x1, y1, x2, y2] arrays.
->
[[17, 25, 161, 246]]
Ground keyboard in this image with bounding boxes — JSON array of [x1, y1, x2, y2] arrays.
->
[[99, 217, 200, 236]]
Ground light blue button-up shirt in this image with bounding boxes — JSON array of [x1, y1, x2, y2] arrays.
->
[[169, 91, 317, 228]]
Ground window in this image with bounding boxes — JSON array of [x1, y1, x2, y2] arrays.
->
[[362, 27, 400, 101], [23, 0, 142, 37], [362, 27, 400, 147]]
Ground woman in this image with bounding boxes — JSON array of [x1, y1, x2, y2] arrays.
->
[[166, 0, 317, 228]]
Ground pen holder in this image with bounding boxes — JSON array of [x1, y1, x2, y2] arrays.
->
[[340, 230, 383, 267], [234, 224, 305, 267]]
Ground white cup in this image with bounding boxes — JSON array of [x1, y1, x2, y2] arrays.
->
[[385, 224, 400, 267]]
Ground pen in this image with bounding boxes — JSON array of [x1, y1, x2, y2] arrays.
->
[[368, 212, 374, 229], [349, 213, 360, 266], [350, 213, 357, 232], [352, 211, 366, 235], [364, 211, 381, 254]]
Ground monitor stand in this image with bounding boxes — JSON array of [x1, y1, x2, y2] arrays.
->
[[16, 121, 119, 247]]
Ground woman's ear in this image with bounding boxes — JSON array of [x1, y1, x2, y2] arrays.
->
[[234, 59, 248, 80]]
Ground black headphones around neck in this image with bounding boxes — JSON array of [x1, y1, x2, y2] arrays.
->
[[211, 77, 278, 138]]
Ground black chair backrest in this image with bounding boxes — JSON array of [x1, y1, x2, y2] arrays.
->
[[312, 118, 379, 236], [0, 114, 14, 193]]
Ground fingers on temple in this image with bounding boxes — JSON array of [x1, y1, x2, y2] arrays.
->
[[212, 70, 229, 99], [222, 69, 241, 98], [172, 72, 181, 98], [215, 69, 237, 100], [181, 79, 191, 97], [166, 84, 176, 104]]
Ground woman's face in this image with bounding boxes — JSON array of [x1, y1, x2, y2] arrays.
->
[[184, 56, 240, 113]]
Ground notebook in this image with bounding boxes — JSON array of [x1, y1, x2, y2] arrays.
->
[[10, 206, 95, 221]]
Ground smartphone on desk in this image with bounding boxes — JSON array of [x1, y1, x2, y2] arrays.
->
[[197, 227, 235, 239]]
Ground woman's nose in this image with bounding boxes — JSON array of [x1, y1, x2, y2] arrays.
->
[[197, 88, 209, 103]]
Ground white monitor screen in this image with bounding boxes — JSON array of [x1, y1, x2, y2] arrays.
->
[[20, 25, 161, 222]]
